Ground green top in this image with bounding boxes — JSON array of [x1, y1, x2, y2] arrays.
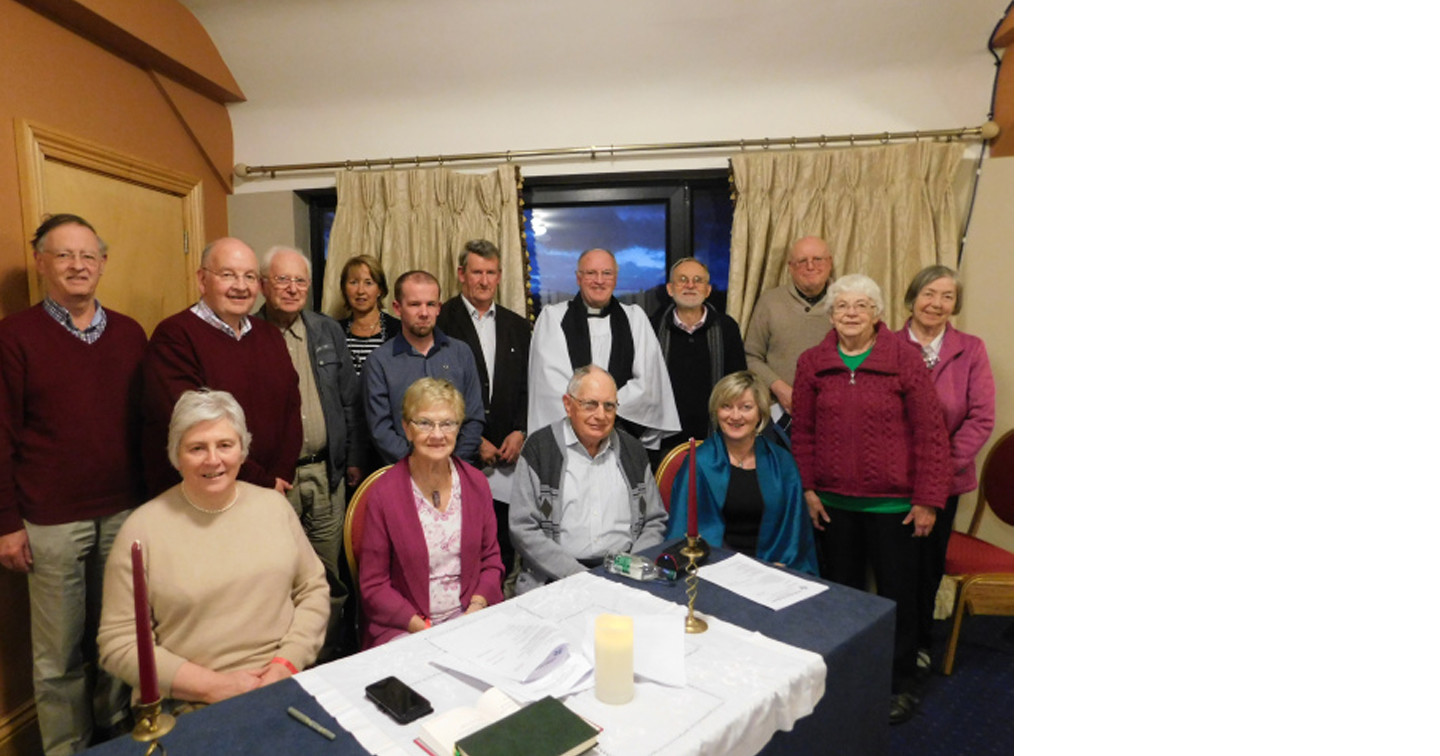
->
[[818, 490, 912, 514], [839, 345, 872, 372]]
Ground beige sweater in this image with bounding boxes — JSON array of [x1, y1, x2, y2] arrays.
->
[[743, 284, 835, 391], [98, 482, 328, 701]]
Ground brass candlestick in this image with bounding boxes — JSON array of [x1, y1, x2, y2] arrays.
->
[[131, 699, 175, 756], [680, 535, 708, 633]]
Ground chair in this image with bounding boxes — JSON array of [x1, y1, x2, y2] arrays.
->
[[342, 465, 393, 599], [654, 440, 704, 512], [941, 429, 1014, 675]]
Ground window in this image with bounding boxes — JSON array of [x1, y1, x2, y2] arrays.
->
[[523, 170, 733, 318]]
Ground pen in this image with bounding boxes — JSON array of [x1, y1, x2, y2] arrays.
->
[[413, 737, 439, 756], [287, 706, 336, 740]]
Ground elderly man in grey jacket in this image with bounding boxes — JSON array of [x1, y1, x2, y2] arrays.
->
[[510, 365, 667, 594], [260, 246, 363, 659]]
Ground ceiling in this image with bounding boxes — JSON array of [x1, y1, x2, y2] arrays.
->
[[178, 0, 1009, 114]]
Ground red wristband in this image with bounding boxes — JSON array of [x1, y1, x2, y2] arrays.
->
[[270, 656, 298, 675]]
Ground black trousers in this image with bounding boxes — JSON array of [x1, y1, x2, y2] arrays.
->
[[817, 506, 923, 693], [916, 494, 960, 650]]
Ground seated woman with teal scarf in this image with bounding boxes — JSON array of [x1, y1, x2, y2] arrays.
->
[[666, 371, 818, 575]]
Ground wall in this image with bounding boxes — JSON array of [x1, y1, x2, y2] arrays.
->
[[229, 190, 312, 306], [957, 156, 1015, 552], [0, 2, 236, 752], [0, 0, 234, 316]]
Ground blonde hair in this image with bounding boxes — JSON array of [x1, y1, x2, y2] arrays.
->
[[401, 378, 465, 423], [708, 371, 770, 434]]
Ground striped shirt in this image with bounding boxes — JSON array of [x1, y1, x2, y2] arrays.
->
[[345, 331, 387, 375], [42, 297, 108, 344]]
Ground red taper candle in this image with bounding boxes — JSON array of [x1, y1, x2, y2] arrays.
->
[[687, 437, 698, 538], [131, 541, 160, 703]]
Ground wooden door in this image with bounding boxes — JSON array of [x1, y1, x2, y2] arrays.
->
[[16, 120, 201, 334]]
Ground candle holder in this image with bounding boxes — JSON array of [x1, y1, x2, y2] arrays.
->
[[680, 535, 708, 634], [131, 699, 175, 756]]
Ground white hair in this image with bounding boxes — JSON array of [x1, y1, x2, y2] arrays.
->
[[167, 389, 252, 470], [823, 273, 885, 317], [259, 246, 312, 277]]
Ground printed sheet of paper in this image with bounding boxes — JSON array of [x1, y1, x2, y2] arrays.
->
[[697, 553, 828, 610]]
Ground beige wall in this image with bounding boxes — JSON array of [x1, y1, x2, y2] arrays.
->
[[955, 155, 1015, 552], [229, 191, 314, 307]]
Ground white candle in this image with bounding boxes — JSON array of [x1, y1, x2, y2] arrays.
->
[[593, 614, 634, 705]]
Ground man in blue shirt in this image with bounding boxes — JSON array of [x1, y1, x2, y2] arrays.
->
[[362, 271, 485, 463]]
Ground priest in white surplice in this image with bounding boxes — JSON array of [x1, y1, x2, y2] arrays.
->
[[527, 248, 680, 449]]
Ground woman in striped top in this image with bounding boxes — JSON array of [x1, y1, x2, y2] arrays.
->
[[336, 254, 401, 375]]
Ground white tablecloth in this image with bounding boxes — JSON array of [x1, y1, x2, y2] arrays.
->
[[295, 572, 826, 756]]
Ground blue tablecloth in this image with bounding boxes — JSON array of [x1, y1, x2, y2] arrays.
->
[[89, 540, 894, 755]]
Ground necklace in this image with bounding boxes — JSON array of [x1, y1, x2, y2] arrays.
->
[[350, 315, 382, 337], [181, 483, 238, 515]]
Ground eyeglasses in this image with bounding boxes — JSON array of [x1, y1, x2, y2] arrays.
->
[[673, 275, 709, 286], [47, 250, 103, 267], [789, 256, 831, 269], [832, 300, 873, 314], [569, 397, 619, 414], [205, 268, 260, 286], [577, 269, 617, 280], [270, 275, 310, 288], [408, 419, 460, 434]]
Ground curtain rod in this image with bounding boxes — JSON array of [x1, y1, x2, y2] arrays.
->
[[233, 122, 999, 179]]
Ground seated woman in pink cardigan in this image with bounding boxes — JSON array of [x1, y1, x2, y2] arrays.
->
[[358, 378, 504, 649]]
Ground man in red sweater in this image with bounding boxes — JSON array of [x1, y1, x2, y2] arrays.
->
[[0, 214, 147, 754], [141, 237, 302, 497]]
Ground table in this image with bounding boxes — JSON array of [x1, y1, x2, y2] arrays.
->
[[89, 540, 894, 756]]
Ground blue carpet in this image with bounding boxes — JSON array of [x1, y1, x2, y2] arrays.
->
[[889, 615, 1014, 755]]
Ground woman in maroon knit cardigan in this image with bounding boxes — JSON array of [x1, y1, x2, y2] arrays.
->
[[791, 273, 950, 725]]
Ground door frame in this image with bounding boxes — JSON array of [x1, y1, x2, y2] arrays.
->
[[14, 119, 203, 305]]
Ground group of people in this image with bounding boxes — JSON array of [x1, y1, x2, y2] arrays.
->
[[0, 214, 994, 755]]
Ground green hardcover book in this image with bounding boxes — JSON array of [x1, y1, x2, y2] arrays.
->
[[453, 696, 600, 756]]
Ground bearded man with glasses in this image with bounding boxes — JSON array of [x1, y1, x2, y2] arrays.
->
[[141, 237, 302, 499], [509, 365, 668, 595]]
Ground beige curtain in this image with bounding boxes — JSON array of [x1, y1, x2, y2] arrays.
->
[[728, 142, 981, 333], [321, 165, 526, 318]]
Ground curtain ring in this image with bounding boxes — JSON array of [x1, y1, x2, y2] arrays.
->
[[763, 137, 770, 150], [819, 134, 827, 147], [389, 157, 395, 169], [739, 138, 746, 151], [849, 134, 856, 146], [344, 159, 352, 171], [913, 131, 920, 143], [506, 151, 513, 163], [790, 136, 798, 148], [882, 132, 890, 144]]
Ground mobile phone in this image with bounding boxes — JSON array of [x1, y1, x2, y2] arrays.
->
[[364, 676, 433, 725]]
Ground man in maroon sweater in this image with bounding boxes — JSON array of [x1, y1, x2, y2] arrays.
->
[[141, 237, 302, 497], [0, 214, 147, 754]]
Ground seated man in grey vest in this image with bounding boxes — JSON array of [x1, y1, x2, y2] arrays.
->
[[510, 365, 668, 594]]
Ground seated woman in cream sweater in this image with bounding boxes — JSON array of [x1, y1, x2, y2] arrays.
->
[[98, 389, 328, 709]]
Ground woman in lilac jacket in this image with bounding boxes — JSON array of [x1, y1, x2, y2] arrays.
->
[[358, 378, 504, 649], [901, 265, 997, 669]]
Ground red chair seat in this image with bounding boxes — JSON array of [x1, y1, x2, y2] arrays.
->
[[945, 531, 1014, 575]]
